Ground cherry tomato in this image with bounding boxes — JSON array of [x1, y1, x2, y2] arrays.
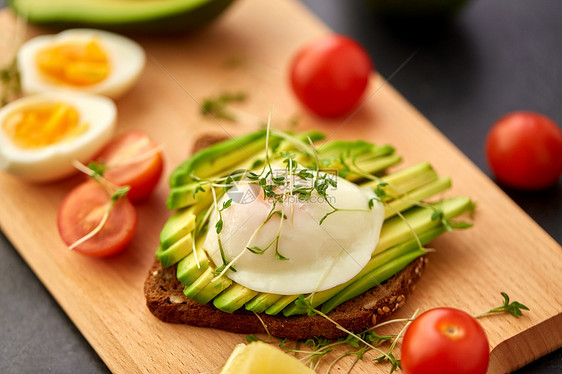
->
[[57, 181, 137, 257], [96, 130, 164, 202], [401, 307, 489, 374], [289, 34, 372, 118], [485, 111, 562, 190]]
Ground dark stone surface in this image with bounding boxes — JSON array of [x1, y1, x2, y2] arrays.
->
[[1, 0, 560, 372]]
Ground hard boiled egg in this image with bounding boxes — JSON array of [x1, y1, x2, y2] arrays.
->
[[0, 91, 116, 182], [203, 173, 385, 295], [18, 29, 146, 99]]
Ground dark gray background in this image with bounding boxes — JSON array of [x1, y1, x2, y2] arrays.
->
[[1, 0, 560, 373]]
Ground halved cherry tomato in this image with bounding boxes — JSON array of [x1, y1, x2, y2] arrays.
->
[[96, 130, 164, 202], [486, 111, 562, 190], [289, 34, 373, 118], [57, 181, 137, 257], [401, 307, 489, 374]]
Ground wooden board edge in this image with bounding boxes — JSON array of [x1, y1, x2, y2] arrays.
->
[[489, 313, 562, 373]]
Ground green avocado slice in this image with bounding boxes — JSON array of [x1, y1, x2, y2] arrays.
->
[[9, 0, 236, 34]]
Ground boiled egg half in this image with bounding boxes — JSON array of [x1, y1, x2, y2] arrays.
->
[[203, 173, 385, 295], [0, 91, 116, 182], [18, 29, 146, 99]]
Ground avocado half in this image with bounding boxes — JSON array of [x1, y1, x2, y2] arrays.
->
[[9, 0, 237, 34]]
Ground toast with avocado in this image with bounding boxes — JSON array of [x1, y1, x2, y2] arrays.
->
[[144, 129, 474, 339]]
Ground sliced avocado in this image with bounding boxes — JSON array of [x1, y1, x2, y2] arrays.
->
[[314, 141, 397, 181], [345, 155, 402, 182], [183, 267, 232, 304], [377, 162, 438, 195], [213, 283, 259, 313], [278, 198, 473, 317], [167, 130, 326, 209], [282, 226, 444, 316], [317, 140, 378, 160], [320, 249, 426, 314], [274, 130, 326, 154], [384, 177, 451, 219], [166, 182, 214, 210], [245, 293, 283, 313], [375, 196, 473, 254], [156, 233, 192, 267], [160, 207, 197, 249], [193, 277, 232, 304], [191, 275, 232, 305], [176, 242, 209, 286], [170, 130, 270, 187], [10, 0, 237, 34], [265, 295, 298, 316], [183, 267, 215, 300]]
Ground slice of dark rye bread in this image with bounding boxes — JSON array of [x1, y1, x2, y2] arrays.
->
[[144, 132, 427, 340], [144, 256, 427, 340]]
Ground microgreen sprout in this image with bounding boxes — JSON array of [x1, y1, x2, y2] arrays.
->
[[87, 160, 108, 179], [293, 294, 400, 370], [68, 160, 131, 251], [474, 292, 530, 319], [431, 208, 473, 232], [249, 292, 528, 373], [1, 59, 20, 106], [201, 91, 247, 121], [211, 186, 235, 275]]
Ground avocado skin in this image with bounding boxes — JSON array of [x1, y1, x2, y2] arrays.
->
[[9, 0, 236, 35]]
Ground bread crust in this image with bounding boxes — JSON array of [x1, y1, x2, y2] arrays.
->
[[144, 256, 426, 340]]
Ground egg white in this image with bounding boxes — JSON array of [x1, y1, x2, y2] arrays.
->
[[18, 29, 146, 99], [203, 174, 385, 295], [0, 91, 116, 183]]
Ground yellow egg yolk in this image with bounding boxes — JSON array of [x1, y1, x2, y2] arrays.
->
[[2, 102, 88, 149], [35, 39, 110, 86]]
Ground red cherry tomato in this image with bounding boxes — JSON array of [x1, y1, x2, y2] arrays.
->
[[485, 111, 562, 190], [401, 307, 489, 374], [96, 130, 164, 202], [57, 181, 137, 257], [289, 34, 372, 118]]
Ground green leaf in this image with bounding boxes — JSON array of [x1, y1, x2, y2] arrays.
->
[[298, 169, 314, 180], [193, 184, 206, 198], [222, 199, 233, 210], [446, 220, 473, 229], [273, 211, 288, 219], [88, 161, 107, 178], [251, 159, 264, 169], [200, 91, 247, 121], [245, 334, 260, 343], [374, 182, 389, 200], [215, 218, 223, 234], [214, 262, 236, 274], [275, 249, 290, 261], [474, 292, 530, 319], [431, 209, 444, 221], [247, 246, 266, 254], [111, 186, 130, 202]]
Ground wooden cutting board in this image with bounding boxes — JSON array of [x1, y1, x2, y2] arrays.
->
[[0, 1, 560, 373]]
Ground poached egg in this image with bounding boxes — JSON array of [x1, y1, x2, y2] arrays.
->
[[203, 172, 385, 295]]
